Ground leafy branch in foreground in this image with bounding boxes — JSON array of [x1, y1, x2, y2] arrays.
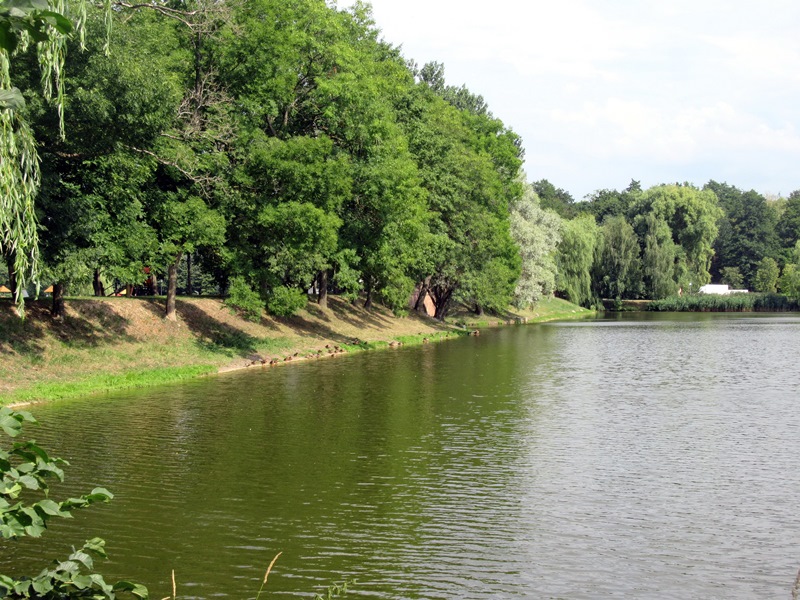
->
[[0, 406, 148, 599]]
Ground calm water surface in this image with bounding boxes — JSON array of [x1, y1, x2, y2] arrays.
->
[[2, 312, 800, 598]]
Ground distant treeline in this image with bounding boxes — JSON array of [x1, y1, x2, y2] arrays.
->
[[534, 179, 800, 308], [2, 0, 799, 321]]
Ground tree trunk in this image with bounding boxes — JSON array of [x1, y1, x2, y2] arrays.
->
[[165, 254, 181, 321], [317, 270, 328, 309], [186, 253, 193, 296], [93, 268, 105, 297], [364, 282, 373, 309], [474, 303, 484, 316], [433, 298, 450, 320], [6, 252, 17, 300], [51, 282, 66, 320], [431, 285, 454, 321], [414, 276, 431, 313]]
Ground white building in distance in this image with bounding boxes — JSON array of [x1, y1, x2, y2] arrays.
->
[[698, 284, 748, 295]]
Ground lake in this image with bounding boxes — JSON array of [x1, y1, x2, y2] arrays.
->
[[3, 312, 800, 599]]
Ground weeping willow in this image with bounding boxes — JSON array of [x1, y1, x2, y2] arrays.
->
[[0, 51, 40, 312], [0, 0, 97, 314]]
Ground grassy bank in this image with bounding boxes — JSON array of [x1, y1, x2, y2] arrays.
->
[[0, 295, 591, 405]]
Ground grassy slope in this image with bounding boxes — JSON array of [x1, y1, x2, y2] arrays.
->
[[0, 295, 592, 405]]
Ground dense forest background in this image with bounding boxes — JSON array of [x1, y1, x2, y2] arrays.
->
[[2, 0, 800, 320]]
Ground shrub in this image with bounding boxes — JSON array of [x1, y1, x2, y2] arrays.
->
[[225, 276, 264, 322], [265, 286, 307, 317]]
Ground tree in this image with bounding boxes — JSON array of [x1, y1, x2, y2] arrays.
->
[[705, 181, 779, 288], [778, 263, 800, 300], [219, 0, 428, 312], [593, 215, 641, 300], [22, 10, 179, 316], [532, 179, 576, 219], [152, 192, 225, 321], [753, 256, 779, 293], [581, 180, 641, 222], [719, 266, 744, 290], [510, 180, 562, 307], [639, 213, 678, 299], [399, 76, 522, 319], [777, 190, 800, 249], [1, 0, 70, 311], [778, 242, 800, 300], [554, 214, 598, 307], [630, 184, 722, 290]]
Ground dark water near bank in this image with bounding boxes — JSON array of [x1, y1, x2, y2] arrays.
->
[[2, 313, 800, 598]]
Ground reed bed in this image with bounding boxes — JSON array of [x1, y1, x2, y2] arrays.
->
[[647, 293, 800, 312]]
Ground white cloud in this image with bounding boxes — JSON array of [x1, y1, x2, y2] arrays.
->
[[338, 0, 800, 197]]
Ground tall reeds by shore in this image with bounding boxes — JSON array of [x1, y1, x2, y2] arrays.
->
[[647, 293, 800, 312]]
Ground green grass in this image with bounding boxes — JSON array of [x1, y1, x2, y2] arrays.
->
[[394, 331, 468, 346], [448, 297, 595, 328], [0, 365, 217, 406]]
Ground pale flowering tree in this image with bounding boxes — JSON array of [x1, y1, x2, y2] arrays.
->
[[510, 179, 562, 308]]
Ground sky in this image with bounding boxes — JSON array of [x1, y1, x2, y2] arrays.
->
[[338, 0, 800, 201]]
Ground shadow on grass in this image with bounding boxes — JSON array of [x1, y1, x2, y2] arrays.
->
[[0, 300, 48, 358], [0, 299, 138, 358], [165, 299, 283, 358], [326, 296, 395, 330], [136, 299, 254, 357], [63, 301, 136, 347]]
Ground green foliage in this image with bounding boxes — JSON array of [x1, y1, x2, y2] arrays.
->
[[331, 249, 361, 302], [313, 579, 354, 600], [705, 181, 779, 287], [1, 0, 81, 313], [580, 180, 641, 221], [631, 184, 722, 288], [265, 286, 307, 317], [225, 276, 263, 322], [753, 257, 780, 293], [555, 214, 598, 307], [510, 180, 562, 307], [639, 213, 678, 299], [0, 407, 148, 599], [720, 266, 744, 289], [779, 263, 800, 300], [257, 201, 340, 288], [531, 179, 576, 219], [399, 77, 522, 318], [593, 215, 641, 299], [777, 190, 800, 249]]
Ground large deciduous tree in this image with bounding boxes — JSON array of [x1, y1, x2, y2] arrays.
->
[[592, 215, 642, 300], [630, 184, 722, 291], [399, 69, 522, 319], [14, 7, 179, 316], [555, 214, 598, 307], [705, 180, 779, 288]]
